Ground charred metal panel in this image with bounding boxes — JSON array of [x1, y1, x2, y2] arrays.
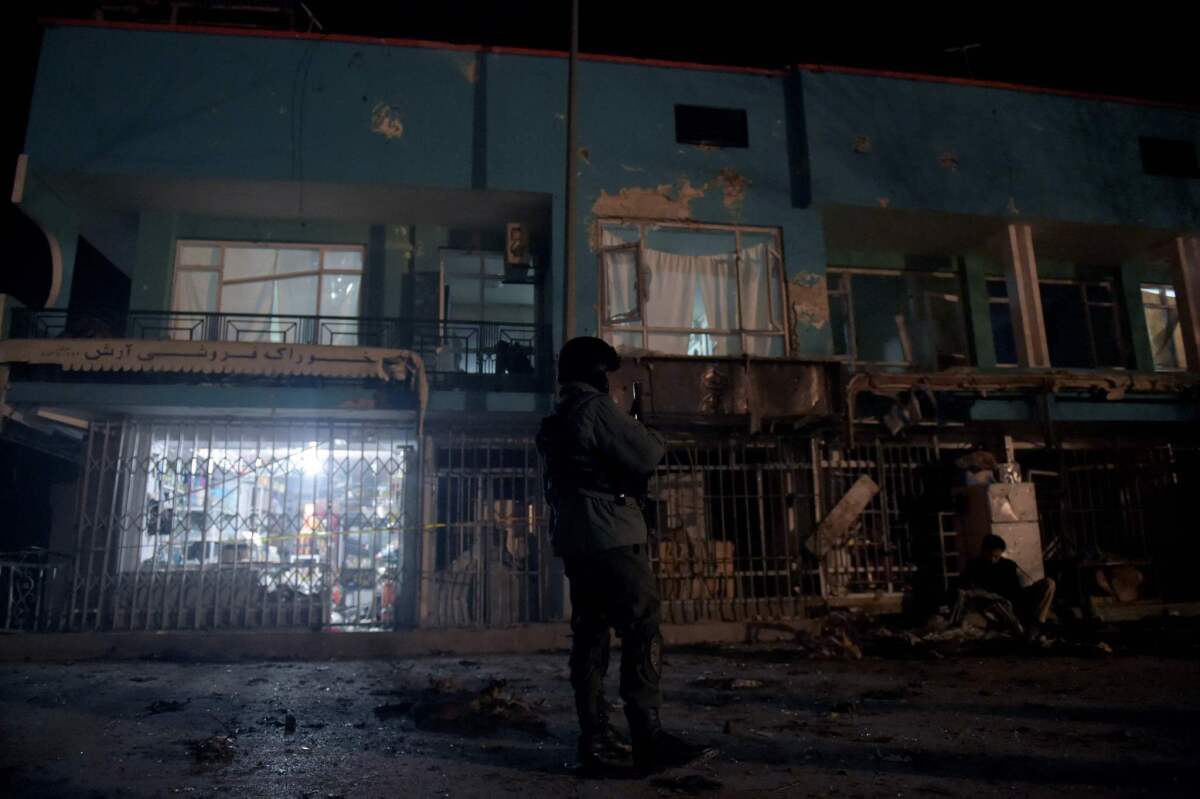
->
[[609, 357, 836, 425]]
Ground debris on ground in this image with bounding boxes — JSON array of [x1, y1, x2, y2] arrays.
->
[[372, 702, 413, 719], [187, 736, 235, 764], [691, 677, 768, 690], [650, 774, 724, 794], [375, 677, 548, 738], [145, 699, 190, 715]]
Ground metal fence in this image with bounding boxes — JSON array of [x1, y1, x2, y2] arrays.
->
[[7, 308, 551, 391], [0, 550, 71, 632], [419, 433, 553, 627], [52, 418, 416, 632], [417, 432, 933, 627], [18, 421, 961, 633], [1017, 442, 1200, 600], [815, 441, 940, 598]]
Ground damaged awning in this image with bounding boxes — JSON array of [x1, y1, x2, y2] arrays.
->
[[0, 338, 429, 431], [845, 369, 1200, 444]]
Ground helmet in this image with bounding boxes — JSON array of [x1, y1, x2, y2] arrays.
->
[[557, 336, 620, 386]]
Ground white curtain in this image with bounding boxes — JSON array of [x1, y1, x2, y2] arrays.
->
[[600, 229, 639, 326], [220, 281, 274, 342], [172, 271, 218, 313], [642, 247, 704, 355], [737, 244, 769, 330]]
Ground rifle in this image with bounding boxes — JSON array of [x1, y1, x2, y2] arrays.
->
[[629, 381, 661, 535]]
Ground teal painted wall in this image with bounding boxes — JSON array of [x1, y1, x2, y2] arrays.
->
[[803, 71, 1200, 229], [19, 24, 1200, 371]]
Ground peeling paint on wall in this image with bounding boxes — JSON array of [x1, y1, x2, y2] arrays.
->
[[456, 58, 479, 84], [591, 178, 707, 222], [853, 135, 873, 154], [578, 147, 591, 165], [370, 102, 404, 140], [877, 197, 891, 208], [714, 168, 751, 217], [620, 164, 645, 173], [589, 168, 753, 246], [938, 151, 960, 170], [787, 272, 829, 339]]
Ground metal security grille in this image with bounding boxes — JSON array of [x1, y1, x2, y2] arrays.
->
[[61, 419, 415, 631], [416, 432, 930, 628], [419, 433, 552, 627], [1018, 442, 1200, 600], [814, 441, 936, 596], [650, 436, 820, 623]]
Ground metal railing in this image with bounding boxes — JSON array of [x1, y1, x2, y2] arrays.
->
[[6, 308, 551, 390], [1, 549, 71, 632]]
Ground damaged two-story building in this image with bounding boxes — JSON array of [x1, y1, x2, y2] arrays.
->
[[1, 17, 1198, 638]]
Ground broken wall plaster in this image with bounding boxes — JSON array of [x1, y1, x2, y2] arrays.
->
[[588, 168, 753, 246], [370, 102, 404, 140], [787, 272, 829, 333], [591, 178, 708, 223], [456, 58, 479, 84]]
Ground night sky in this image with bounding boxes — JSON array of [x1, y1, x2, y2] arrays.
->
[[3, 2, 1197, 305]]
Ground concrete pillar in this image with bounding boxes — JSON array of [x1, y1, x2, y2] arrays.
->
[[962, 255, 997, 368], [1172, 235, 1200, 372], [999, 224, 1050, 368]]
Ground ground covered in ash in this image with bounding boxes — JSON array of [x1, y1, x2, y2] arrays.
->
[[1, 616, 1197, 798]]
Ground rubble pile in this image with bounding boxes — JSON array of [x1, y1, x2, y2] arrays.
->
[[374, 676, 549, 737]]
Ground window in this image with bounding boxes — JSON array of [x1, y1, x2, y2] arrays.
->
[[1139, 137, 1199, 178], [988, 278, 1128, 368], [1141, 284, 1187, 370], [1041, 279, 1126, 368], [172, 241, 364, 344], [597, 222, 786, 357], [441, 250, 535, 324], [827, 268, 969, 369], [986, 279, 1018, 366], [674, 105, 749, 148]]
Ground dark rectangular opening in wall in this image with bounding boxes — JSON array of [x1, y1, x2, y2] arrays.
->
[[1139, 137, 1199, 177], [675, 105, 748, 148]]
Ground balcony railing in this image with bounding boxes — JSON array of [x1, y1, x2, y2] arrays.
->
[[7, 308, 551, 391]]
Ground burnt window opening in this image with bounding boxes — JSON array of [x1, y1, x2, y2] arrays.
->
[[1141, 284, 1188, 371], [1139, 137, 1199, 178], [988, 278, 1129, 369], [675, 105, 749, 148], [827, 268, 970, 371]]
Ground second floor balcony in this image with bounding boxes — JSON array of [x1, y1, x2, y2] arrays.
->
[[6, 308, 552, 393]]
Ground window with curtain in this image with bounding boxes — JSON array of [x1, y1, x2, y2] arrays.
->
[[827, 268, 969, 370], [172, 242, 364, 344], [596, 222, 786, 357]]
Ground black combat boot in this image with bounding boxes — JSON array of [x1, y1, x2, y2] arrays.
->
[[576, 701, 632, 771], [626, 706, 716, 775]]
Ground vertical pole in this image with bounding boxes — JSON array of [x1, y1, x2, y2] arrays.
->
[[562, 0, 580, 340], [1171, 235, 1200, 371]]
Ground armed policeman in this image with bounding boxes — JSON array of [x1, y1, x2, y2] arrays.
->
[[536, 336, 713, 774]]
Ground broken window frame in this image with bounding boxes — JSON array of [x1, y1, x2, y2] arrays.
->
[[1038, 277, 1129, 370], [826, 266, 970, 370], [1140, 283, 1188, 371], [595, 220, 788, 358]]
